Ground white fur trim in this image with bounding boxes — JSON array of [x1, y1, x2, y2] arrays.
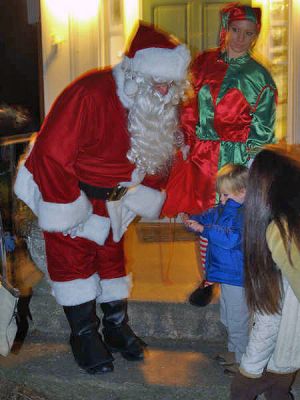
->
[[125, 44, 190, 81], [38, 191, 92, 232], [77, 214, 110, 245], [14, 165, 42, 216], [51, 273, 101, 306], [123, 184, 166, 220], [14, 165, 93, 232], [112, 63, 134, 109], [97, 275, 132, 303]]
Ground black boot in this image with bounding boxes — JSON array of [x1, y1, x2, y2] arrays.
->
[[188, 282, 214, 307], [11, 294, 33, 354], [101, 300, 146, 361], [63, 300, 114, 374]]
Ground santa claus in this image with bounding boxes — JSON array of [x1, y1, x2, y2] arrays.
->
[[14, 22, 190, 374]]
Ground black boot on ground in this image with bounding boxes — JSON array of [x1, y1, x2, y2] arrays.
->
[[11, 294, 33, 354], [188, 282, 214, 307], [101, 300, 147, 361], [63, 300, 114, 374]]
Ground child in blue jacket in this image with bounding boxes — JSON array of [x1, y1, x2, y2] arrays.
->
[[183, 163, 249, 375]]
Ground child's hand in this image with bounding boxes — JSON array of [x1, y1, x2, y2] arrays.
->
[[184, 219, 204, 233], [179, 212, 189, 223]]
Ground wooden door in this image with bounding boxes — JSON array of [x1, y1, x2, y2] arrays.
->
[[141, 0, 250, 55]]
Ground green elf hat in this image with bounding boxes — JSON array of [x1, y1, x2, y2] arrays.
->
[[219, 2, 262, 48]]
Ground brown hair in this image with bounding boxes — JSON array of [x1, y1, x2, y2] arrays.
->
[[244, 144, 300, 314], [216, 163, 248, 194]]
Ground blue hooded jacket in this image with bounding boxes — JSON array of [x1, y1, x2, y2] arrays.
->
[[190, 199, 244, 287]]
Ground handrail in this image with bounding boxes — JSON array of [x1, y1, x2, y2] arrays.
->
[[0, 132, 37, 146]]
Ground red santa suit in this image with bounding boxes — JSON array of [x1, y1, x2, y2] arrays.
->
[[14, 22, 191, 374], [14, 24, 190, 307]]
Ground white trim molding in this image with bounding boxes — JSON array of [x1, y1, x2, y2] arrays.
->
[[287, 0, 300, 144]]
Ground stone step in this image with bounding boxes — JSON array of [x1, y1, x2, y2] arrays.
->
[[29, 279, 225, 341]]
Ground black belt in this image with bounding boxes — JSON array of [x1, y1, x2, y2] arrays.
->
[[79, 181, 128, 201]]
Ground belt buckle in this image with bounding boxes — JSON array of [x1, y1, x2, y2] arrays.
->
[[108, 185, 128, 201]]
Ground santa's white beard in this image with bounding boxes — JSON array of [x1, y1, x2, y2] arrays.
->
[[127, 81, 184, 176]]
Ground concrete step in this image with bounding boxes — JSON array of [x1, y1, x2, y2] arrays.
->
[[29, 279, 225, 341]]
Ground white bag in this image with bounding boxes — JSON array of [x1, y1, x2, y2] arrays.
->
[[0, 212, 19, 356], [0, 277, 19, 356]]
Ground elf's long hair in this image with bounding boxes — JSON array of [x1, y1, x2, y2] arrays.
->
[[244, 144, 300, 314]]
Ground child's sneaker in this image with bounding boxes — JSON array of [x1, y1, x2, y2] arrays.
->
[[214, 351, 235, 366]]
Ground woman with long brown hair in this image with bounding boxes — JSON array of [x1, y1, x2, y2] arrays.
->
[[231, 144, 300, 399]]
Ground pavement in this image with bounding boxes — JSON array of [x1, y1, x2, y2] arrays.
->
[[0, 333, 233, 400], [0, 221, 299, 399], [0, 329, 299, 400], [0, 286, 299, 400]]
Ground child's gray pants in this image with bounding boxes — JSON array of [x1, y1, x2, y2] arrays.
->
[[220, 283, 250, 363]]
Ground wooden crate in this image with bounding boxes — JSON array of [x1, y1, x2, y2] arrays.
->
[[136, 221, 195, 243]]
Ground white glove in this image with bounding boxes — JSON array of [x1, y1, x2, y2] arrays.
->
[[107, 184, 166, 242], [63, 214, 111, 245], [76, 214, 110, 245], [105, 168, 146, 243], [63, 223, 84, 239], [119, 168, 146, 187], [106, 199, 136, 243], [122, 185, 166, 219]]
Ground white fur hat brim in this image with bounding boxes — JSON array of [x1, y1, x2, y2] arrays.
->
[[123, 44, 190, 82]]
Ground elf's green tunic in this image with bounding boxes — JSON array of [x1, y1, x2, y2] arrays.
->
[[163, 49, 277, 216]]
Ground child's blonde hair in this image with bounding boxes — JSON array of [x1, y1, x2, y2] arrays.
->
[[216, 163, 248, 194]]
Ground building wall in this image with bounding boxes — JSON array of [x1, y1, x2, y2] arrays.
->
[[0, 0, 40, 130]]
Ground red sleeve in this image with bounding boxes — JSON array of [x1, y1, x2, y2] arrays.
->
[[162, 51, 219, 217], [26, 88, 98, 204], [142, 174, 169, 191], [179, 51, 210, 148], [189, 51, 209, 89], [179, 94, 198, 148]]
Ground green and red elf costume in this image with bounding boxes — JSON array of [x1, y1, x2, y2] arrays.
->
[[162, 3, 277, 306], [163, 3, 278, 216]]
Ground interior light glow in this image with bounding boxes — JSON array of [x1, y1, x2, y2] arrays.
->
[[124, 0, 139, 41], [45, 0, 69, 22], [45, 0, 99, 22], [69, 0, 99, 21]]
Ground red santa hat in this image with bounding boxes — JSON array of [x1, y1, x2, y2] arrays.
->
[[122, 22, 190, 95]]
